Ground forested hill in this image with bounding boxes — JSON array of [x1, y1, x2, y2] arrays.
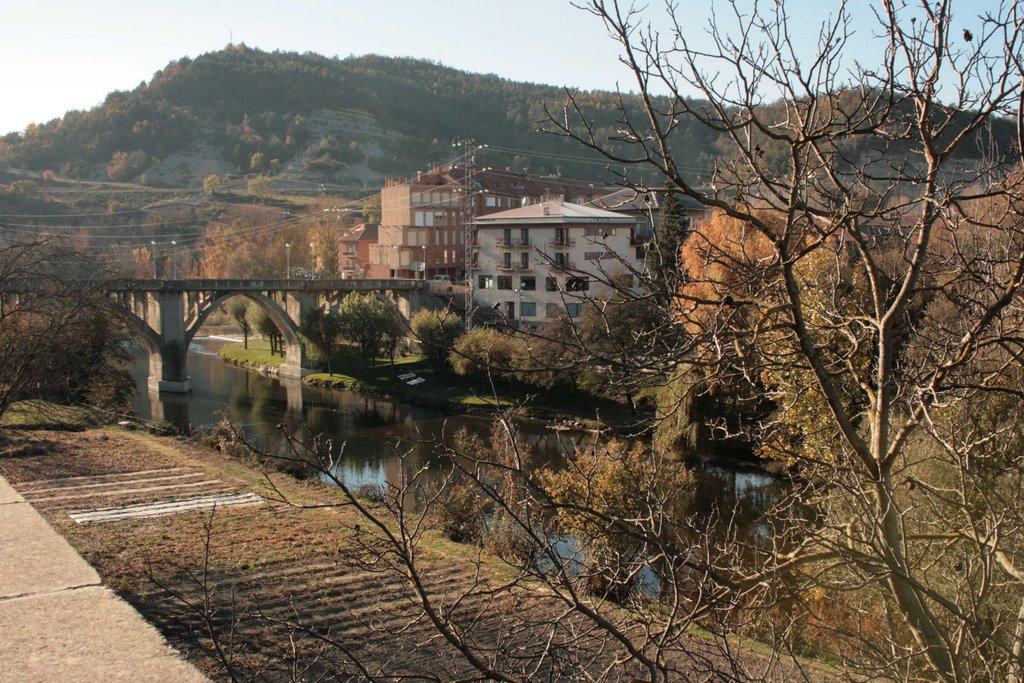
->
[[0, 46, 720, 189], [0, 45, 1015, 192]]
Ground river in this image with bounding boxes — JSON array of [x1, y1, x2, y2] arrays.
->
[[129, 337, 783, 528]]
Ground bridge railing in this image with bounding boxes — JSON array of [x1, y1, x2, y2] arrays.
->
[[102, 278, 429, 293]]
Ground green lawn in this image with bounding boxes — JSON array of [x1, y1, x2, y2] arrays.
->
[[219, 338, 286, 367], [1, 400, 100, 429]]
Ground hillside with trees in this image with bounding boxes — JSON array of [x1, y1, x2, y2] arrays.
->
[[9, 45, 1009, 193], [0, 46, 725, 189]]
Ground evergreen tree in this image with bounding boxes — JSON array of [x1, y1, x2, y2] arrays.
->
[[648, 190, 688, 302]]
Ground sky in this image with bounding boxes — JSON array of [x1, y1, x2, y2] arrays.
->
[[1, 0, 637, 135], [0, 0, 1009, 136]]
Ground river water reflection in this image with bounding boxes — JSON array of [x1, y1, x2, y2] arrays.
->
[[130, 337, 784, 525]]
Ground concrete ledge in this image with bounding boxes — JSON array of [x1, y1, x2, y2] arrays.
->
[[0, 476, 209, 681], [148, 377, 193, 394], [0, 503, 99, 598], [277, 364, 308, 380], [0, 586, 208, 682], [0, 477, 24, 505]]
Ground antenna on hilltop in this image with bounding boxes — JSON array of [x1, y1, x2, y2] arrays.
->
[[229, 30, 233, 46]]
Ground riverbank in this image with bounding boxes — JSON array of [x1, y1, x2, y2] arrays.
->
[[0, 426, 516, 679], [0, 425, 824, 681], [218, 338, 625, 428]]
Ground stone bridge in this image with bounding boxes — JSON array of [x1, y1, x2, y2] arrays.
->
[[105, 278, 436, 393]]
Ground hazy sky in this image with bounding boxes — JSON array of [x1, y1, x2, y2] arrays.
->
[[0, 0, 1007, 136]]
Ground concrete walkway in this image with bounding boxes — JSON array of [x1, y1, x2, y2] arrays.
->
[[0, 476, 209, 682]]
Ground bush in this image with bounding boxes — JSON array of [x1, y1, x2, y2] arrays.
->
[[410, 309, 463, 371], [433, 477, 487, 544], [448, 327, 523, 379]]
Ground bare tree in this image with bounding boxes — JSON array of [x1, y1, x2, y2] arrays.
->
[[0, 235, 134, 424], [222, 417, 814, 682], [157, 3, 1024, 681], [535, 1, 1024, 680]]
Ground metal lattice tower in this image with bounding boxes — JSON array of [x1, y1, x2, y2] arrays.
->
[[454, 138, 483, 330]]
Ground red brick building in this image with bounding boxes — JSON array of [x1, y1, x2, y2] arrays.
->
[[366, 164, 615, 279]]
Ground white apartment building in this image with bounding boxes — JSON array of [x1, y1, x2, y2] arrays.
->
[[473, 200, 642, 326]]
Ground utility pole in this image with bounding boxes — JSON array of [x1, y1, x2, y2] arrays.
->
[[454, 138, 484, 330]]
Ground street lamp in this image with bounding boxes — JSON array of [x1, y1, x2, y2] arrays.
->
[[150, 240, 157, 279], [420, 245, 427, 281], [171, 240, 178, 279], [285, 243, 291, 279]]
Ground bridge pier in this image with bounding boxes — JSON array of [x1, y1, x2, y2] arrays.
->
[[392, 288, 445, 319], [147, 291, 193, 393], [278, 290, 317, 379]]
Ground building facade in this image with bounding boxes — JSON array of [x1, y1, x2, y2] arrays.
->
[[366, 165, 615, 279], [472, 200, 641, 326], [337, 223, 378, 279]]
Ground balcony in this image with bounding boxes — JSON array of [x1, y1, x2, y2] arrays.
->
[[496, 238, 531, 248], [548, 237, 575, 248], [495, 262, 532, 272], [549, 259, 576, 271]]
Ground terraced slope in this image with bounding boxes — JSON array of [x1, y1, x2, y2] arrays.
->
[[0, 428, 817, 681]]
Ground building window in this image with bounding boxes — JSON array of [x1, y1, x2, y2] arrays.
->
[[545, 303, 559, 318], [503, 252, 512, 268], [565, 303, 582, 317], [506, 302, 515, 319], [545, 276, 558, 292], [521, 301, 536, 317], [503, 228, 512, 245], [554, 252, 569, 268], [566, 277, 589, 292], [498, 275, 512, 290], [636, 245, 646, 260], [486, 196, 498, 207], [585, 226, 614, 237], [520, 252, 529, 269], [520, 276, 536, 291], [520, 228, 529, 246], [479, 275, 493, 289]]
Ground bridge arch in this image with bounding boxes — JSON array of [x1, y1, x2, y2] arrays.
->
[[104, 278, 431, 393], [185, 290, 306, 378]]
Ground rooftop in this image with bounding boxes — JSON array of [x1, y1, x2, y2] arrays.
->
[[474, 200, 635, 224]]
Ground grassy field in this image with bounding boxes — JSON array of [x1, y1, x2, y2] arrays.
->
[[0, 400, 102, 430], [218, 338, 287, 367]]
